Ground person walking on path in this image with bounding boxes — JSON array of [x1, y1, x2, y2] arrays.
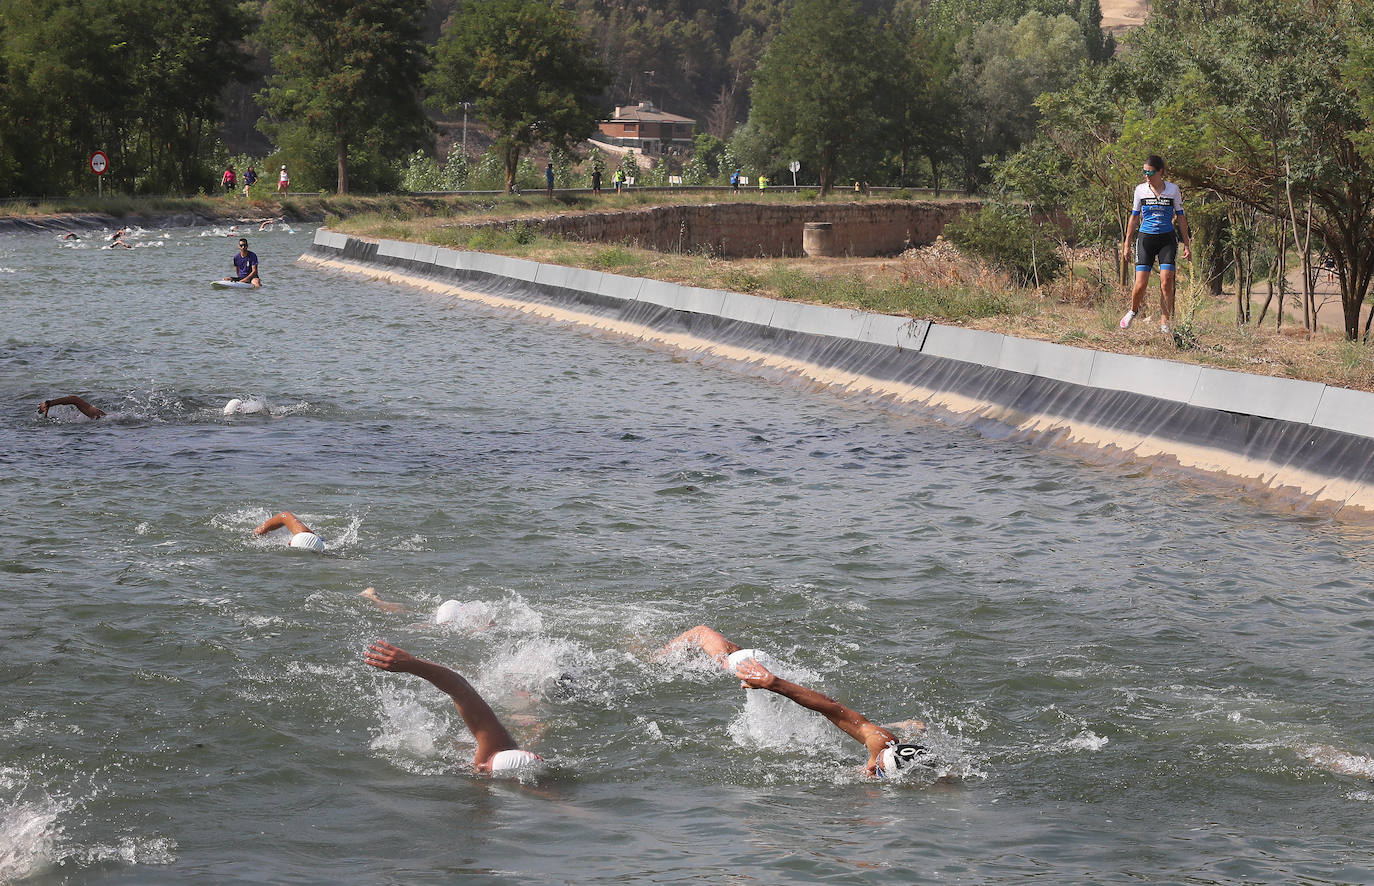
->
[[277, 165, 290, 194], [1120, 154, 1192, 337]]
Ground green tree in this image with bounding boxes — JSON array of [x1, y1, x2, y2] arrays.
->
[[0, 0, 249, 196], [258, 0, 431, 194], [953, 11, 1087, 192], [429, 0, 608, 194], [748, 0, 884, 196]]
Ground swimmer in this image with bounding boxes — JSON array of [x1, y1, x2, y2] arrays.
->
[[662, 625, 930, 777], [364, 640, 543, 774], [60, 231, 79, 241], [109, 228, 132, 249], [359, 587, 497, 629], [37, 395, 106, 419], [252, 511, 326, 551]]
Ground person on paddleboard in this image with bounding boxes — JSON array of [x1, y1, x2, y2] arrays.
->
[[660, 625, 932, 778], [225, 238, 261, 287], [364, 641, 545, 775]]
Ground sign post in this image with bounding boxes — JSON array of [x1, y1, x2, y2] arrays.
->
[[89, 150, 109, 198], [788, 160, 800, 187]]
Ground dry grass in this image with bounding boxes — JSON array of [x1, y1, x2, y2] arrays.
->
[[331, 209, 1374, 394]]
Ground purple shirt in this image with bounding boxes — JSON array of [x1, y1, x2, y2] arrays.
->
[[233, 250, 258, 280]]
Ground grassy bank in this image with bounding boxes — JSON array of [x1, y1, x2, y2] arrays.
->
[[328, 201, 1374, 394]]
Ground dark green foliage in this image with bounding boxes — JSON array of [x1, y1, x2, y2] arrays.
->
[[749, 0, 886, 196], [0, 0, 251, 196], [258, 0, 432, 194], [429, 0, 608, 194], [944, 204, 1064, 286]]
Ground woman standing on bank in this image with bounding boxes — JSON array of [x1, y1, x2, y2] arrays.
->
[[1120, 154, 1192, 336]]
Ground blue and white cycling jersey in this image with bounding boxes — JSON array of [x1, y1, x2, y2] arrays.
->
[[1131, 180, 1184, 234]]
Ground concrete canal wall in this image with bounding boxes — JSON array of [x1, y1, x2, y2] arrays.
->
[[301, 229, 1374, 517]]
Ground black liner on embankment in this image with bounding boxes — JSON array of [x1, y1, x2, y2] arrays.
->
[[307, 230, 1374, 516]]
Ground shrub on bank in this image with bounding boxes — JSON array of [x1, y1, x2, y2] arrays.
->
[[944, 204, 1063, 287]]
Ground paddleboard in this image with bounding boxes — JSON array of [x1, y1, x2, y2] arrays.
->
[[211, 280, 257, 290]]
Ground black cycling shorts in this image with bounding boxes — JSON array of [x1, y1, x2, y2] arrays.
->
[[1135, 231, 1178, 271]]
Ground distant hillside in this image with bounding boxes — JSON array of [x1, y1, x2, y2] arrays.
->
[[1101, 0, 1148, 30]]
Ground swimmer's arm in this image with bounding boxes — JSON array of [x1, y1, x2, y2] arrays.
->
[[39, 396, 106, 419], [364, 641, 519, 767], [735, 660, 878, 745], [657, 625, 741, 668], [253, 511, 309, 536], [359, 587, 407, 614]]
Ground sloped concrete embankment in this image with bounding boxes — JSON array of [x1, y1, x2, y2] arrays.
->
[[302, 229, 1374, 517]]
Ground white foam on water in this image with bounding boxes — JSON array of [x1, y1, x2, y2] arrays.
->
[[70, 836, 177, 867], [480, 635, 590, 699], [1064, 730, 1110, 752], [0, 793, 64, 883], [488, 593, 544, 635], [1299, 744, 1374, 779], [270, 400, 311, 417], [369, 685, 460, 776], [727, 679, 844, 754]]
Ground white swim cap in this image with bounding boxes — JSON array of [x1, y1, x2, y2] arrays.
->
[[289, 531, 326, 552], [223, 398, 242, 415], [726, 648, 779, 675], [878, 742, 931, 777], [488, 749, 542, 773]]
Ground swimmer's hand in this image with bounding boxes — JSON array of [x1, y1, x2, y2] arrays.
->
[[735, 658, 777, 690], [364, 640, 421, 673]]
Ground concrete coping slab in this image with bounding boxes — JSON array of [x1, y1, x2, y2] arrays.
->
[[636, 278, 690, 310], [856, 315, 928, 349], [998, 337, 1097, 387], [534, 264, 607, 297], [376, 239, 415, 261], [1311, 385, 1374, 438], [1189, 366, 1324, 425], [921, 325, 1006, 367], [772, 302, 869, 340], [595, 272, 645, 303], [718, 291, 777, 326], [1086, 352, 1202, 404]]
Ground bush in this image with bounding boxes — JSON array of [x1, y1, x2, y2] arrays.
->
[[943, 205, 1064, 286]]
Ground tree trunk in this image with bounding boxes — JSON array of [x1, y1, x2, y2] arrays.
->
[[504, 145, 521, 193], [336, 131, 349, 195]]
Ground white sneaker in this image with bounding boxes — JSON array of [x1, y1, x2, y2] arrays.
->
[[1119, 309, 1135, 329], [1161, 323, 1171, 336]]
